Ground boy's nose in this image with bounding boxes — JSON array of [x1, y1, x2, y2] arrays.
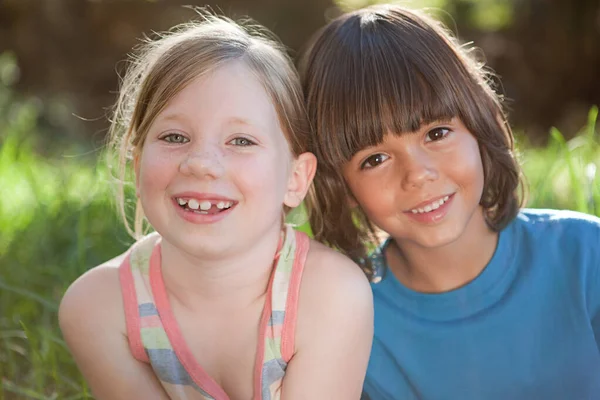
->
[[400, 151, 438, 190]]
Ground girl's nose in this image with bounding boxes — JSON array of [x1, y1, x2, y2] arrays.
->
[[179, 149, 225, 180]]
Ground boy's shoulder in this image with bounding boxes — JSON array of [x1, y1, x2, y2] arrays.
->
[[511, 209, 600, 259], [516, 208, 600, 236]]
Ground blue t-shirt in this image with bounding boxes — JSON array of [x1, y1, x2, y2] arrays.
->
[[363, 209, 600, 400]]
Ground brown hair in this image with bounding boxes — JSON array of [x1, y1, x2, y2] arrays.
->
[[299, 5, 523, 271], [107, 9, 310, 238]]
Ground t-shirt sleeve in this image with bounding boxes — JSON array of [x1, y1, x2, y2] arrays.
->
[[588, 218, 600, 349]]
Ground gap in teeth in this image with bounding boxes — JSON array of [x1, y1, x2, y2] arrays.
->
[[177, 198, 232, 211]]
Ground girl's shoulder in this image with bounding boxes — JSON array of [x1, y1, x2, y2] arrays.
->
[[282, 234, 373, 391], [59, 251, 129, 337], [302, 237, 372, 291], [296, 234, 373, 328]]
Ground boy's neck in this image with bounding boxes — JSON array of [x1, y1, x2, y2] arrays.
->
[[158, 225, 282, 311], [385, 208, 498, 294]]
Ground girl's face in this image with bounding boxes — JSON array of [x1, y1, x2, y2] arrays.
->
[[343, 118, 486, 249], [135, 61, 309, 258]]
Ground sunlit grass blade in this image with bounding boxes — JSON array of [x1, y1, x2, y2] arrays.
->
[[549, 127, 588, 213]]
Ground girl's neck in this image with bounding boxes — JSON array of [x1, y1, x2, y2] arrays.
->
[[158, 225, 283, 311], [385, 207, 498, 293]]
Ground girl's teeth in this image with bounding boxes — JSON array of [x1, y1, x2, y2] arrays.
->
[[187, 199, 200, 210], [178, 198, 234, 212]]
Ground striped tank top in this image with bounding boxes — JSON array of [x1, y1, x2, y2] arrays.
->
[[118, 224, 309, 399]]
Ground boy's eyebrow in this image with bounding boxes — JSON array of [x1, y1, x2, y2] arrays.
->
[[419, 117, 454, 129], [402, 117, 454, 134]]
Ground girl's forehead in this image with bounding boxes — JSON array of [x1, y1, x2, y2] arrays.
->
[[154, 61, 281, 133]]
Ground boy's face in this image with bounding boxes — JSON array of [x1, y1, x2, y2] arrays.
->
[[342, 117, 487, 249]]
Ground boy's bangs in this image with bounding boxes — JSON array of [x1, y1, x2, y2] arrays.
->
[[314, 15, 464, 167]]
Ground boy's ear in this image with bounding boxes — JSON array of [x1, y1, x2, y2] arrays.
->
[[284, 152, 317, 208], [347, 193, 358, 208]]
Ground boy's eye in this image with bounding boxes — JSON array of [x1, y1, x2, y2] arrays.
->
[[162, 133, 189, 144], [425, 127, 450, 142], [229, 137, 256, 147], [361, 153, 389, 169]]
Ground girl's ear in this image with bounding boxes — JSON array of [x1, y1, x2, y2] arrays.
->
[[284, 152, 318, 208], [133, 151, 141, 198]]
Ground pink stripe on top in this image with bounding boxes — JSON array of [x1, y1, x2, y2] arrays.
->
[[148, 244, 231, 400], [281, 231, 310, 362], [119, 225, 310, 399], [119, 257, 149, 363]]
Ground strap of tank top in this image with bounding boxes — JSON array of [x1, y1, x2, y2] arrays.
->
[[119, 232, 161, 363]]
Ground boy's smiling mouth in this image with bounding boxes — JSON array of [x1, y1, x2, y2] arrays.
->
[[402, 193, 456, 224], [407, 194, 452, 214]]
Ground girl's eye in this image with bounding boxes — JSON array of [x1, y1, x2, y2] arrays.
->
[[360, 153, 389, 169], [229, 137, 256, 147], [162, 133, 189, 144], [425, 127, 450, 142]]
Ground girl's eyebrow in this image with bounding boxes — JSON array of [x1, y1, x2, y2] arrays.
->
[[155, 111, 190, 125], [225, 116, 270, 132], [226, 117, 257, 127]]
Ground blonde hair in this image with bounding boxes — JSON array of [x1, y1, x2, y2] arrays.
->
[[108, 10, 311, 238]]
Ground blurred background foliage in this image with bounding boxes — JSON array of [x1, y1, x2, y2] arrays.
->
[[0, 0, 599, 398]]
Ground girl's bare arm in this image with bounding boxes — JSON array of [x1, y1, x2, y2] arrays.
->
[[281, 241, 374, 399], [59, 260, 170, 400]]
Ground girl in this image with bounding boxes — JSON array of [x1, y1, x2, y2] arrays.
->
[[300, 4, 600, 400], [59, 13, 373, 400]]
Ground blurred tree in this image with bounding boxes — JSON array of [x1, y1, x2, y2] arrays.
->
[[0, 0, 598, 142], [0, 0, 336, 140]]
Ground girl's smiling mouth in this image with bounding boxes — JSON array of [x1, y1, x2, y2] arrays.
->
[[172, 192, 238, 219], [175, 197, 234, 214]]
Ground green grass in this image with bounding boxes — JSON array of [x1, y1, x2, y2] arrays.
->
[[519, 107, 600, 215], [0, 49, 598, 398]]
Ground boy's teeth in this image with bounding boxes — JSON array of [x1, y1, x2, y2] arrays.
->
[[200, 201, 212, 211], [177, 198, 188, 206], [187, 199, 199, 210], [411, 195, 450, 214], [217, 201, 225, 209]]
